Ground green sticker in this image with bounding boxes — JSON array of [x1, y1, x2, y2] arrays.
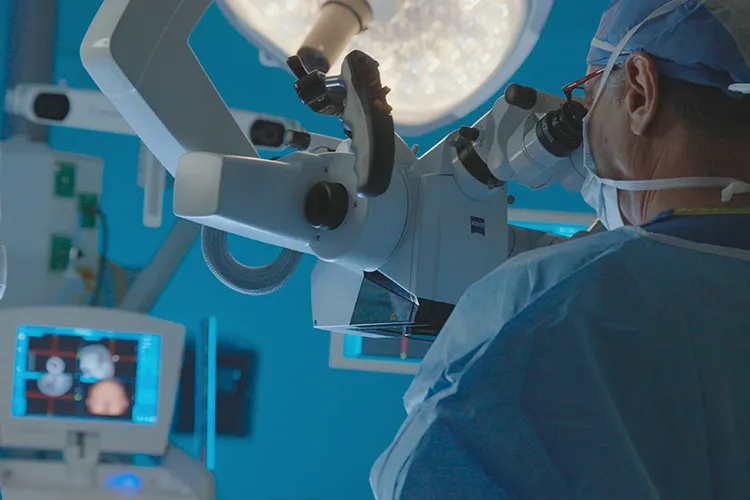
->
[[78, 193, 99, 228], [50, 235, 73, 271], [54, 161, 76, 198]]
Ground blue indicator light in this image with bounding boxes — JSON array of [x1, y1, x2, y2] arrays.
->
[[105, 472, 142, 492]]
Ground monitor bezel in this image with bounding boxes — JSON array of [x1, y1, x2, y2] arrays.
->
[[0, 307, 184, 456]]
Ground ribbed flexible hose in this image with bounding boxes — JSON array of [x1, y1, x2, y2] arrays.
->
[[201, 226, 302, 295]]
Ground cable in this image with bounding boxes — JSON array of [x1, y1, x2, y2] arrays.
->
[[111, 262, 127, 306], [201, 226, 302, 295], [89, 208, 108, 306]]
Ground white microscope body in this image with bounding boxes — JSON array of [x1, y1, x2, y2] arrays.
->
[[80, 0, 587, 339], [3, 83, 342, 229], [0, 307, 214, 500]]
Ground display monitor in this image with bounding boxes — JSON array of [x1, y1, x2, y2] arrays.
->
[[0, 307, 184, 456], [13, 325, 160, 425]]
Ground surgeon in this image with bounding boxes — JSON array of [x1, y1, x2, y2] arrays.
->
[[371, 1, 750, 498]]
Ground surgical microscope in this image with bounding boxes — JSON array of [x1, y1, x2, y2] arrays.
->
[[81, 0, 589, 341]]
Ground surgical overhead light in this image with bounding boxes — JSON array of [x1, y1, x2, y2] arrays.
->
[[216, 0, 554, 135]]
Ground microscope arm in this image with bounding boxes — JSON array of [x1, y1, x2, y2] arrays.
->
[[5, 83, 306, 150], [81, 0, 257, 176], [80, 0, 591, 337], [80, 0, 323, 254]]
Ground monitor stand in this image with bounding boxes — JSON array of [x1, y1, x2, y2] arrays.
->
[[0, 433, 214, 499]]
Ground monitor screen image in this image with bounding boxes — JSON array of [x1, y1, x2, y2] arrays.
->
[[12, 325, 161, 425]]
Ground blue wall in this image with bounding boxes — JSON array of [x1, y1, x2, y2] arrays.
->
[[8, 1, 606, 499]]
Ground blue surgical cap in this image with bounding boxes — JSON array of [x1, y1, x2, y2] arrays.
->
[[587, 0, 750, 91]]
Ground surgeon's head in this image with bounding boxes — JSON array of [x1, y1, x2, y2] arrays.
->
[[582, 0, 750, 225]]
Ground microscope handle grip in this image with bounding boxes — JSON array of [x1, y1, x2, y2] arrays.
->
[[358, 97, 395, 198], [342, 50, 395, 198]]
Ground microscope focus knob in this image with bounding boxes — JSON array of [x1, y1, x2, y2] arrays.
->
[[305, 182, 349, 230]]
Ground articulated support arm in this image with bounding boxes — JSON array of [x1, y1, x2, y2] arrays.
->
[[81, 0, 309, 295], [80, 0, 594, 337], [81, 0, 257, 176]]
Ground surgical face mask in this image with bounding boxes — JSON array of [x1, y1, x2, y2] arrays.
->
[[579, 0, 750, 229], [580, 115, 624, 230]]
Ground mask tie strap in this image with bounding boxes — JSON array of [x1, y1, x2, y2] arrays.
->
[[722, 182, 750, 202]]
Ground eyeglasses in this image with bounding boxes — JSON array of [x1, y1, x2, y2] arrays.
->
[[562, 67, 614, 102]]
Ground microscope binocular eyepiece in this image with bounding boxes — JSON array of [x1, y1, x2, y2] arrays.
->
[[536, 100, 587, 158], [505, 83, 587, 158]]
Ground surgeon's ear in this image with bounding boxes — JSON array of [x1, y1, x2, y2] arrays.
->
[[623, 52, 660, 136]]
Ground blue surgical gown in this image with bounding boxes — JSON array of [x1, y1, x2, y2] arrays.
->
[[371, 225, 750, 499]]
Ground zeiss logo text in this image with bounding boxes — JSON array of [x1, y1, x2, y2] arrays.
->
[[470, 216, 485, 236]]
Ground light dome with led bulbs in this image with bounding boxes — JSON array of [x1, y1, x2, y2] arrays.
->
[[217, 0, 554, 135]]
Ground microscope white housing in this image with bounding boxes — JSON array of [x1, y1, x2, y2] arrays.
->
[[81, 0, 585, 339], [4, 83, 342, 228], [4, 83, 344, 154], [0, 307, 213, 500]]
